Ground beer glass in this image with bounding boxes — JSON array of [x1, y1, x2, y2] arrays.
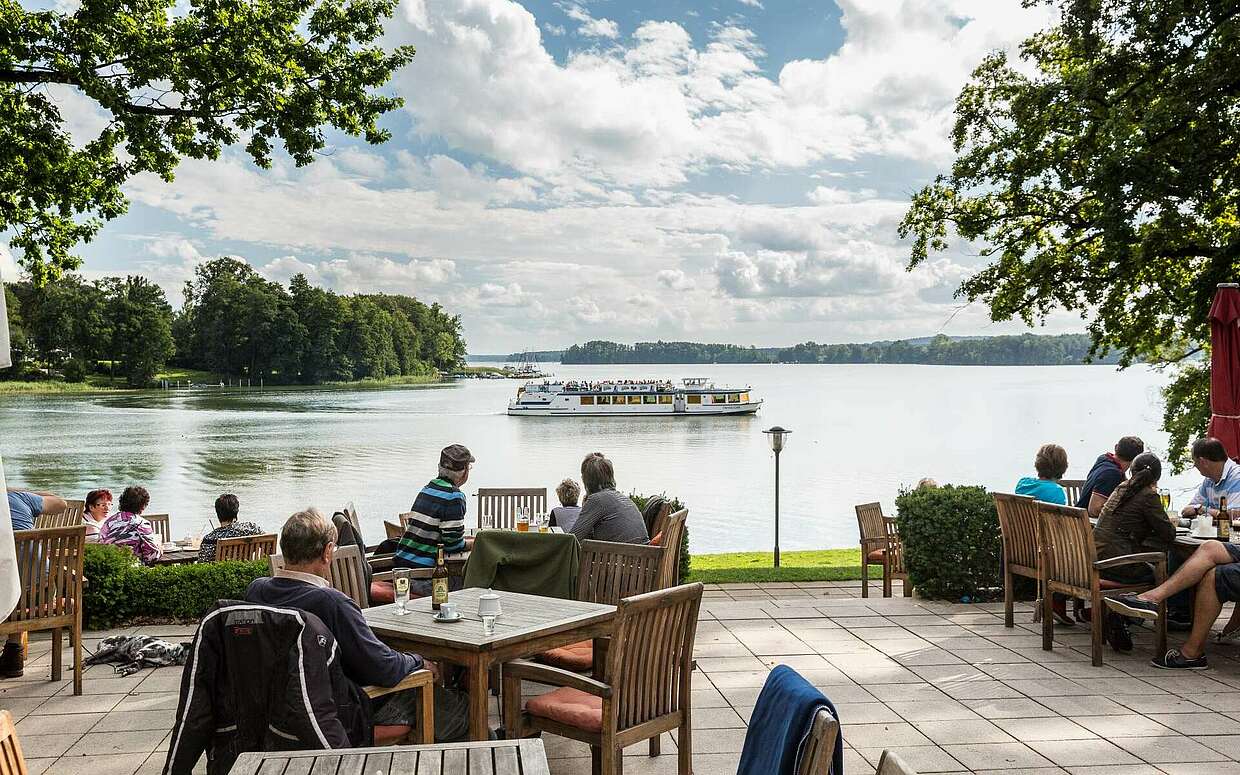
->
[[394, 568, 411, 615]]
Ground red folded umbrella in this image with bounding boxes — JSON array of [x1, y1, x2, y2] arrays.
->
[[1207, 283, 1240, 462]]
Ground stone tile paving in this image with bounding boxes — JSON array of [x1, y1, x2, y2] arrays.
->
[[6, 579, 1240, 774]]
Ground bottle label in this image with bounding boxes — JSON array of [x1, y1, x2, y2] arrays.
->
[[432, 577, 448, 604]]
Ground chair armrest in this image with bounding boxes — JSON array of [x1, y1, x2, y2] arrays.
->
[[368, 553, 396, 571], [372, 568, 434, 582], [363, 668, 434, 699], [1094, 552, 1167, 570], [504, 659, 612, 698]]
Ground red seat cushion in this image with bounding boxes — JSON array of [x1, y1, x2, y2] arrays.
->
[[370, 581, 396, 605], [866, 548, 886, 563], [538, 640, 594, 671], [1100, 578, 1134, 591], [650, 531, 664, 546], [373, 724, 412, 745], [526, 686, 603, 733]]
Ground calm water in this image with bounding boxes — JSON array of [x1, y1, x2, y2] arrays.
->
[[0, 363, 1200, 553]]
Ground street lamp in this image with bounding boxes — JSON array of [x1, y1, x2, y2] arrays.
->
[[763, 426, 791, 568]]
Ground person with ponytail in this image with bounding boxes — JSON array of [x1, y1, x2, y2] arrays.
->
[[1092, 452, 1176, 653]]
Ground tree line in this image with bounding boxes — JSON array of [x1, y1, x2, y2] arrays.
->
[[561, 334, 1124, 366], [3, 257, 467, 386]]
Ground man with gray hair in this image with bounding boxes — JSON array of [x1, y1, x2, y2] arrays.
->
[[393, 444, 474, 595], [246, 508, 438, 734]]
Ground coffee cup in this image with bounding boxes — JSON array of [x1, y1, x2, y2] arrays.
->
[[478, 590, 502, 618], [438, 602, 458, 619]]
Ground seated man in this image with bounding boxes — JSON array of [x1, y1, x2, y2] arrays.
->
[[3, 487, 69, 678], [392, 444, 473, 596], [1180, 437, 1240, 521], [197, 493, 262, 562], [570, 452, 649, 544], [247, 508, 438, 735], [1078, 436, 1144, 517]]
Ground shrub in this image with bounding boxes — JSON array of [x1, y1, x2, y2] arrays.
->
[[629, 492, 690, 584], [62, 358, 88, 383], [895, 484, 1001, 600], [82, 544, 269, 629]]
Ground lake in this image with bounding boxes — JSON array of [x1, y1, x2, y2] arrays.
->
[[0, 363, 1201, 554]]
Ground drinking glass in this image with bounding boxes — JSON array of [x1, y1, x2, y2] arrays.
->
[[481, 614, 497, 636], [393, 568, 411, 615], [1159, 489, 1172, 511], [481, 509, 493, 531], [516, 507, 530, 532], [538, 513, 550, 533]]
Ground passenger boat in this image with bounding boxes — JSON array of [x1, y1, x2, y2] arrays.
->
[[507, 378, 762, 416]]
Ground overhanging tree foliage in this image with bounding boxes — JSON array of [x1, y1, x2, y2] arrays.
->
[[900, 0, 1240, 469], [0, 0, 414, 283]]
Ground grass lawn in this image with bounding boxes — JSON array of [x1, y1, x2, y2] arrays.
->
[[688, 548, 863, 584]]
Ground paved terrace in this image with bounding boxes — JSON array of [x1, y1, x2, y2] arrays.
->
[[5, 580, 1240, 775]]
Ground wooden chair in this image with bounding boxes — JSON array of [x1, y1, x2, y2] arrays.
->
[[269, 545, 375, 608], [877, 749, 918, 774], [476, 487, 547, 530], [0, 710, 29, 775], [34, 500, 84, 529], [1056, 479, 1086, 507], [1035, 502, 1167, 666], [857, 502, 893, 598], [384, 519, 405, 541], [994, 492, 1043, 627], [0, 526, 86, 695], [652, 508, 688, 589], [881, 515, 911, 597], [503, 583, 704, 775], [796, 709, 840, 775], [145, 513, 171, 544], [215, 533, 278, 562]]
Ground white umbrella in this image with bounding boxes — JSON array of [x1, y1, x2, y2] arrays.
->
[[0, 273, 17, 620]]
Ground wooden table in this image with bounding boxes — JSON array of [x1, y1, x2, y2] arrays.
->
[[363, 588, 615, 742], [153, 548, 199, 565], [230, 739, 549, 775]]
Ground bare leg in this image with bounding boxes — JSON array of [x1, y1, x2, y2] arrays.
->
[[1138, 542, 1233, 603], [1181, 570, 1223, 660]]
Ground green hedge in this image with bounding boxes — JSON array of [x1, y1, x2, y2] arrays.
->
[[83, 544, 269, 630], [629, 492, 690, 584], [895, 484, 1001, 600]]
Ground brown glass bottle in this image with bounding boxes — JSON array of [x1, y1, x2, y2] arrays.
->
[[431, 546, 449, 610], [1221, 496, 1231, 541]]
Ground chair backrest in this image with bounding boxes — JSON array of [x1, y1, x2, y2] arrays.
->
[[606, 582, 703, 735], [993, 492, 1040, 573], [1056, 479, 1086, 507], [578, 540, 662, 604], [856, 502, 886, 542], [216, 533, 278, 562], [654, 508, 688, 588], [876, 749, 918, 775], [797, 708, 841, 775], [1036, 502, 1096, 596], [881, 516, 906, 575], [344, 503, 361, 534], [0, 709, 28, 775], [268, 545, 369, 607], [34, 507, 82, 530], [475, 488, 547, 530], [384, 520, 405, 541], [6, 526, 86, 626], [145, 514, 171, 544]]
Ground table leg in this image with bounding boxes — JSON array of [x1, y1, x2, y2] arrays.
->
[[467, 655, 491, 742]]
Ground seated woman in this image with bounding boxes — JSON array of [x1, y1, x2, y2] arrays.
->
[[549, 478, 582, 531], [569, 453, 649, 544], [99, 486, 163, 565], [83, 488, 112, 542], [1014, 443, 1069, 504], [1093, 452, 1174, 652], [197, 494, 262, 562]]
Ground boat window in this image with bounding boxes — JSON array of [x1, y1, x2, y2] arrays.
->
[[580, 395, 595, 405], [643, 395, 657, 404], [597, 395, 611, 405], [728, 393, 740, 403], [687, 395, 702, 404], [658, 395, 672, 404], [714, 394, 728, 403], [741, 393, 749, 402], [628, 395, 642, 405]]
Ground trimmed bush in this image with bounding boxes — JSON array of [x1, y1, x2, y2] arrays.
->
[[83, 544, 269, 629], [628, 492, 690, 584], [895, 484, 1001, 600]]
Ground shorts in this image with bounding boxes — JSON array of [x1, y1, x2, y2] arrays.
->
[[1213, 543, 1240, 603], [370, 684, 470, 743]]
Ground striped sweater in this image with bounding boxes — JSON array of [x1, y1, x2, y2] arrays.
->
[[393, 478, 467, 567]]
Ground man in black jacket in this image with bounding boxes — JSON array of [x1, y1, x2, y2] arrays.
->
[[246, 508, 438, 730]]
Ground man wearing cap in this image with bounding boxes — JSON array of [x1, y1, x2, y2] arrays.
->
[[392, 444, 474, 595]]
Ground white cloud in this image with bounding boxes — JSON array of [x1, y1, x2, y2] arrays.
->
[[560, 3, 619, 38], [656, 269, 696, 291], [738, 0, 764, 7]]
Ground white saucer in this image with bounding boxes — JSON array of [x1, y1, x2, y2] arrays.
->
[[432, 613, 462, 623]]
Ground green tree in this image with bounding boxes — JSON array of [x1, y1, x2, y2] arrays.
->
[[899, 0, 1240, 469], [99, 275, 173, 386], [1, 0, 414, 283]]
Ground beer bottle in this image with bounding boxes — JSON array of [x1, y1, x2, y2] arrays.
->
[[1221, 496, 1231, 541], [431, 546, 449, 611]]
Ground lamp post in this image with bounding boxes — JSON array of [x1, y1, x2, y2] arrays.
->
[[763, 426, 791, 568]]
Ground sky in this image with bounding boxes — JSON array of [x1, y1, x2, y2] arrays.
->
[[5, 0, 1081, 355]]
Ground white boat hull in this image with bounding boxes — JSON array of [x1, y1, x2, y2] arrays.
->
[[508, 400, 763, 417]]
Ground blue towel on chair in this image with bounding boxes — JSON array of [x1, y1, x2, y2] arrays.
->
[[737, 664, 841, 775]]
